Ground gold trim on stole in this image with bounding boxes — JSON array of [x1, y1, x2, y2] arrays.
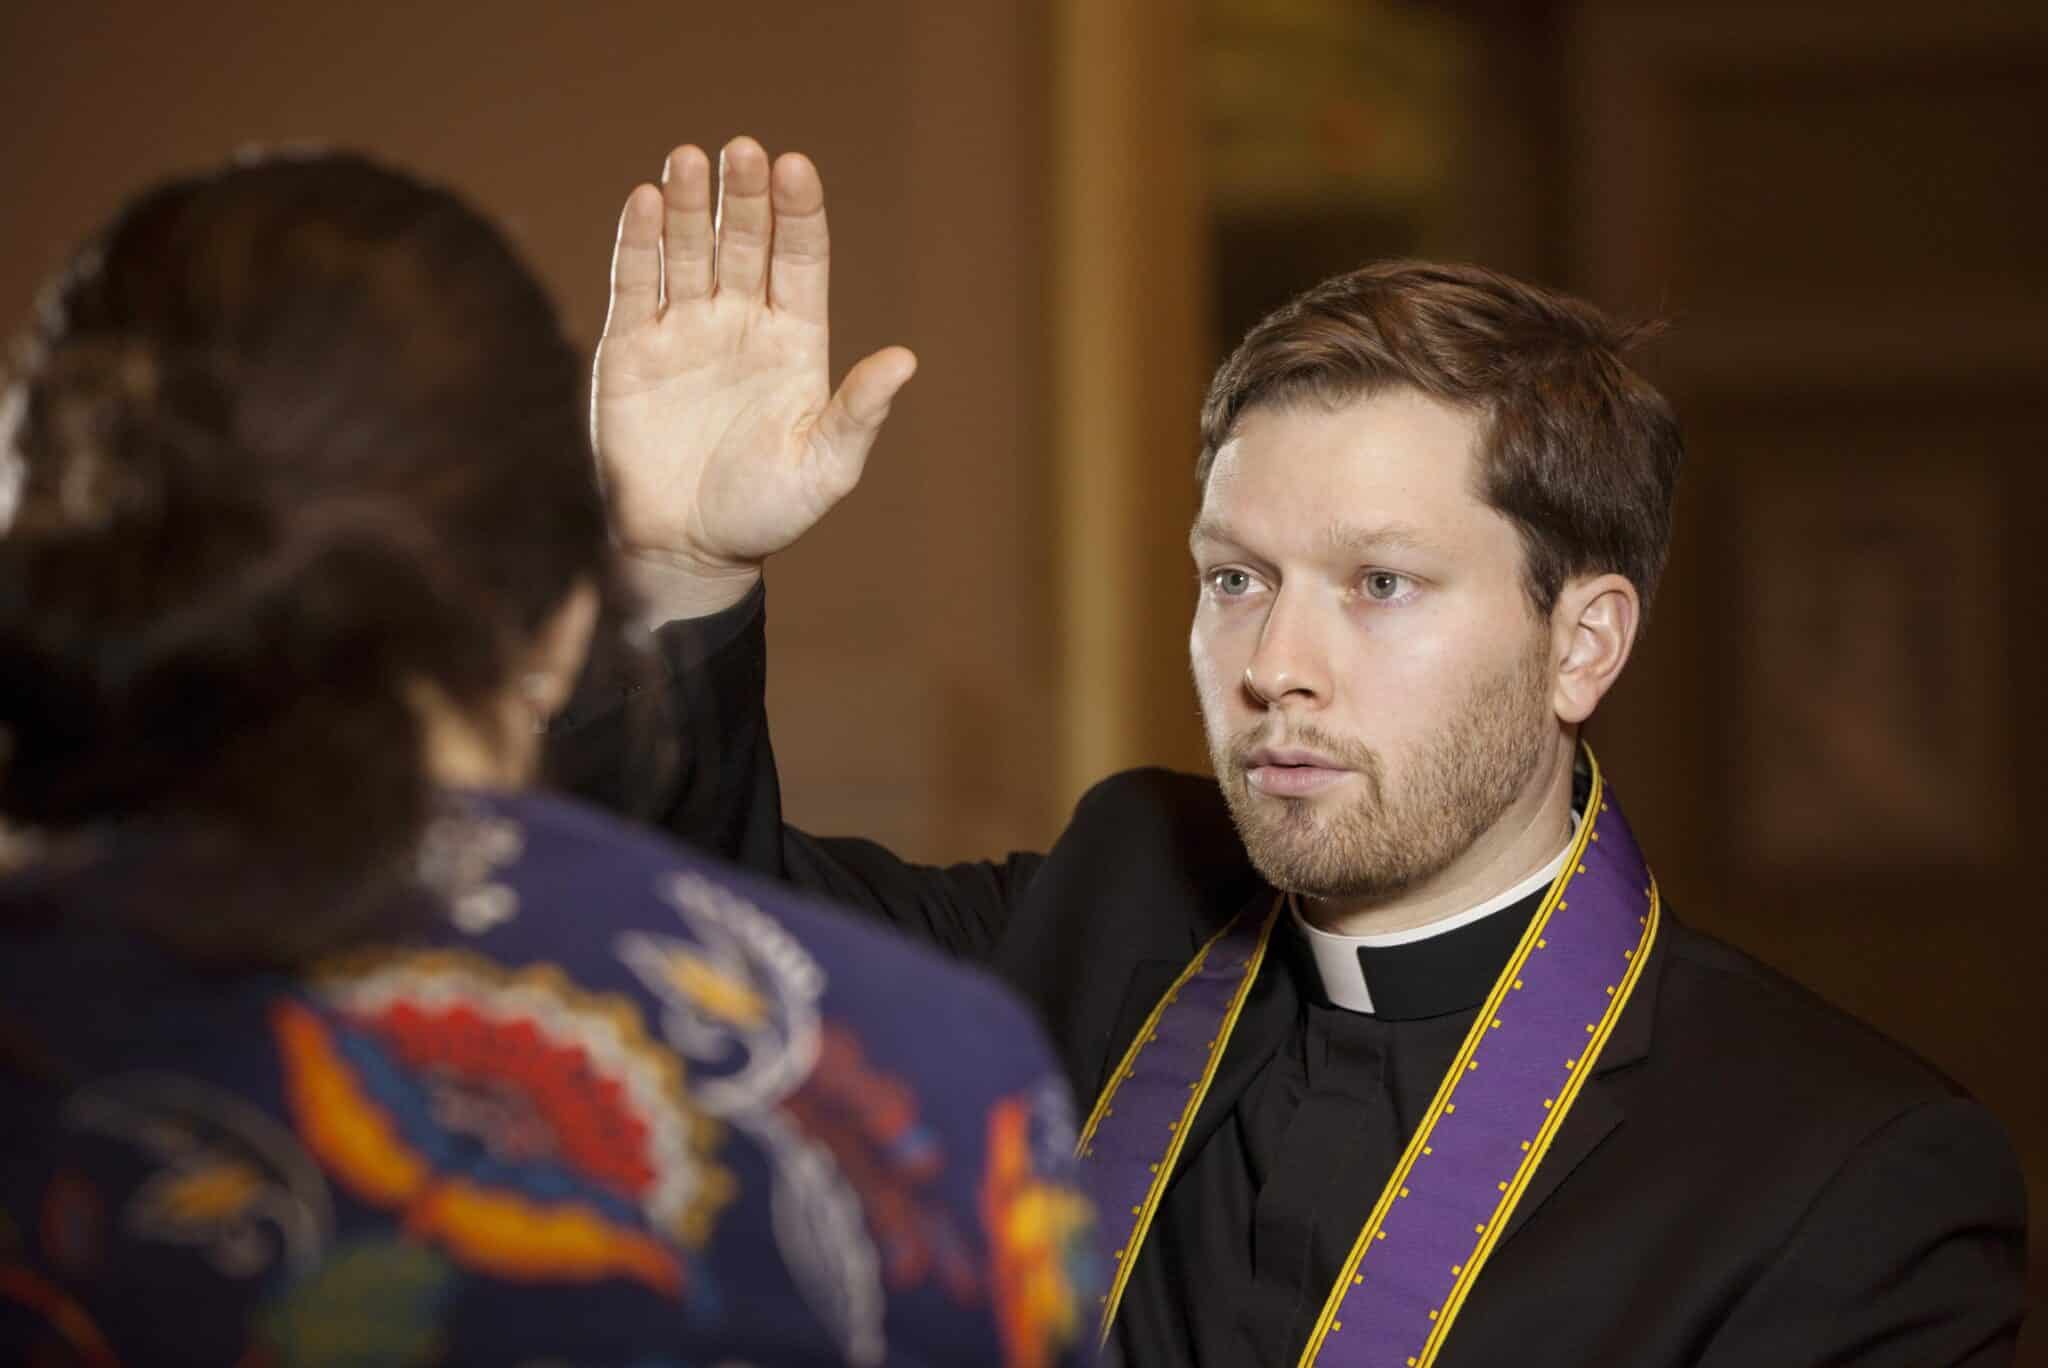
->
[[1076, 894, 1285, 1345], [1296, 756, 1661, 1366]]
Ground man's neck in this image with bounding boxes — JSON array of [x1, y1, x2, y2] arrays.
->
[[1300, 739, 1580, 938]]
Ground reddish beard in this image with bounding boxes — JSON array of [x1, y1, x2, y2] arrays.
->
[[1210, 640, 1552, 906]]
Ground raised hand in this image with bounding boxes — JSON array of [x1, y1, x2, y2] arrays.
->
[[592, 137, 916, 615]]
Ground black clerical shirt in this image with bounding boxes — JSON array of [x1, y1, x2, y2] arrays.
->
[[1113, 887, 1547, 1368]]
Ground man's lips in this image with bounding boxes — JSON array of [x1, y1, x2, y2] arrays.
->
[[1242, 747, 1354, 797]]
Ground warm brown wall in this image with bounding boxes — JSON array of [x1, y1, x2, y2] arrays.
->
[[1565, 4, 2047, 1349], [0, 0, 1058, 862], [1049, 0, 1213, 809]]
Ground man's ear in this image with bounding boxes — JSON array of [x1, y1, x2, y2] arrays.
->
[[1549, 573, 1640, 726]]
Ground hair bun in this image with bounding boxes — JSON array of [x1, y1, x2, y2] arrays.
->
[[0, 353, 507, 911], [2, 151, 623, 965], [9, 335, 250, 540]]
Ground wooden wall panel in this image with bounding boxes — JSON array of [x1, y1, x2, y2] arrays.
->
[[1566, 2, 2048, 1349], [0, 0, 1058, 864], [1049, 0, 1213, 807]]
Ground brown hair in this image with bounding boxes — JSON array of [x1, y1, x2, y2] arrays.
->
[[1198, 260, 1683, 615], [0, 151, 631, 964]]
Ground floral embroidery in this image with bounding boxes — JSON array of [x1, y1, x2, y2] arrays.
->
[[5, 790, 1096, 1365], [621, 871, 826, 1118], [624, 873, 900, 1365], [746, 1108, 887, 1367], [273, 950, 731, 1296], [416, 804, 524, 935], [786, 1025, 978, 1300], [62, 1073, 333, 1277], [982, 1086, 1097, 1368]]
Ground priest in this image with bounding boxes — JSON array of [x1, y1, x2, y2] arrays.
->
[[565, 134, 2028, 1367]]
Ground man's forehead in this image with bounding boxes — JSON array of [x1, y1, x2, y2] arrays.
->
[[1204, 394, 1487, 514], [1212, 392, 1479, 478]]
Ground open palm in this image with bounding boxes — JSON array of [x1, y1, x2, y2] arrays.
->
[[592, 138, 915, 604]]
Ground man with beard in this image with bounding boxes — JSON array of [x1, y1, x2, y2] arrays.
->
[[571, 136, 2027, 1366]]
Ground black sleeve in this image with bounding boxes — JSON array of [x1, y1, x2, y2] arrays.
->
[[546, 584, 1043, 963], [1697, 1097, 2030, 1367]]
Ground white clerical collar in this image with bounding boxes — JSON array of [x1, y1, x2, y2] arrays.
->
[[1289, 811, 1582, 1015]]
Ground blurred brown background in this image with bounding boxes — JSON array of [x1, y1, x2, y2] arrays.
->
[[4, 0, 2042, 1352]]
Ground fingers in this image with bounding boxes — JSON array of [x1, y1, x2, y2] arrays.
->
[[633, 137, 831, 322], [767, 152, 830, 323], [714, 136, 772, 300], [813, 346, 918, 493], [603, 183, 664, 334], [661, 144, 714, 304]]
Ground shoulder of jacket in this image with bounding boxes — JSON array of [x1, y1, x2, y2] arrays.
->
[[1653, 918, 1971, 1106]]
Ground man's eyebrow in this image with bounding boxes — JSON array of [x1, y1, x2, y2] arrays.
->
[[1321, 520, 1435, 556], [1190, 518, 1438, 556]]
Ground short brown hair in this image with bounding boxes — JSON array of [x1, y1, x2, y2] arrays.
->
[[1198, 260, 1683, 615]]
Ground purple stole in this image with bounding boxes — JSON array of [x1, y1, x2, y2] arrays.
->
[[1076, 749, 1661, 1367]]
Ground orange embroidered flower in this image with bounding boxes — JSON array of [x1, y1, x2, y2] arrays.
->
[[270, 951, 730, 1295]]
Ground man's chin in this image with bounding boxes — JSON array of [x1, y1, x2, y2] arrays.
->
[[1226, 803, 1420, 905], [1235, 820, 1362, 896], [1250, 853, 1417, 907]]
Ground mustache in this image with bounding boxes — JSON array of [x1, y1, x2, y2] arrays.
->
[[1225, 723, 1380, 776]]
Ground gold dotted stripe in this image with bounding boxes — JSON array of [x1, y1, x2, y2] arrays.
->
[[1415, 875, 1659, 1366], [1088, 896, 1283, 1345], [1296, 752, 1613, 1366]]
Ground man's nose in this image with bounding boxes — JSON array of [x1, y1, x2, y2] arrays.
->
[[1242, 589, 1331, 707]]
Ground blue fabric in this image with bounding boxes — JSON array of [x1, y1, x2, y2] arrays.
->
[[0, 790, 1101, 1366]]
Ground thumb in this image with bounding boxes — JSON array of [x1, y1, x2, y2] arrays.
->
[[812, 346, 917, 491]]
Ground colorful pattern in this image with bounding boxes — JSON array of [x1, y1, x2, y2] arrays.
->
[[787, 1024, 976, 1298], [274, 950, 730, 1295], [621, 870, 827, 1119], [0, 789, 1098, 1366], [63, 1074, 335, 1280], [985, 1085, 1099, 1368], [623, 870, 987, 1365]]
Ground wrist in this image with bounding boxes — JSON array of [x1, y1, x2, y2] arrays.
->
[[622, 552, 763, 623]]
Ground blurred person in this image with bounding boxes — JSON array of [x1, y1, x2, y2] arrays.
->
[[579, 136, 2029, 1367], [0, 151, 1098, 1368]]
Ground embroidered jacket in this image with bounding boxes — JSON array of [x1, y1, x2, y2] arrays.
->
[[0, 790, 1100, 1367]]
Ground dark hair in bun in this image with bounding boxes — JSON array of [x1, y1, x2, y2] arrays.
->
[[0, 151, 627, 964]]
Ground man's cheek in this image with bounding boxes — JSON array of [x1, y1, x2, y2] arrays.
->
[[1187, 634, 1230, 705]]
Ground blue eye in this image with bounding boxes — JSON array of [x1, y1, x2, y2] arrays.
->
[[1363, 571, 1408, 601], [1209, 568, 1255, 597]]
